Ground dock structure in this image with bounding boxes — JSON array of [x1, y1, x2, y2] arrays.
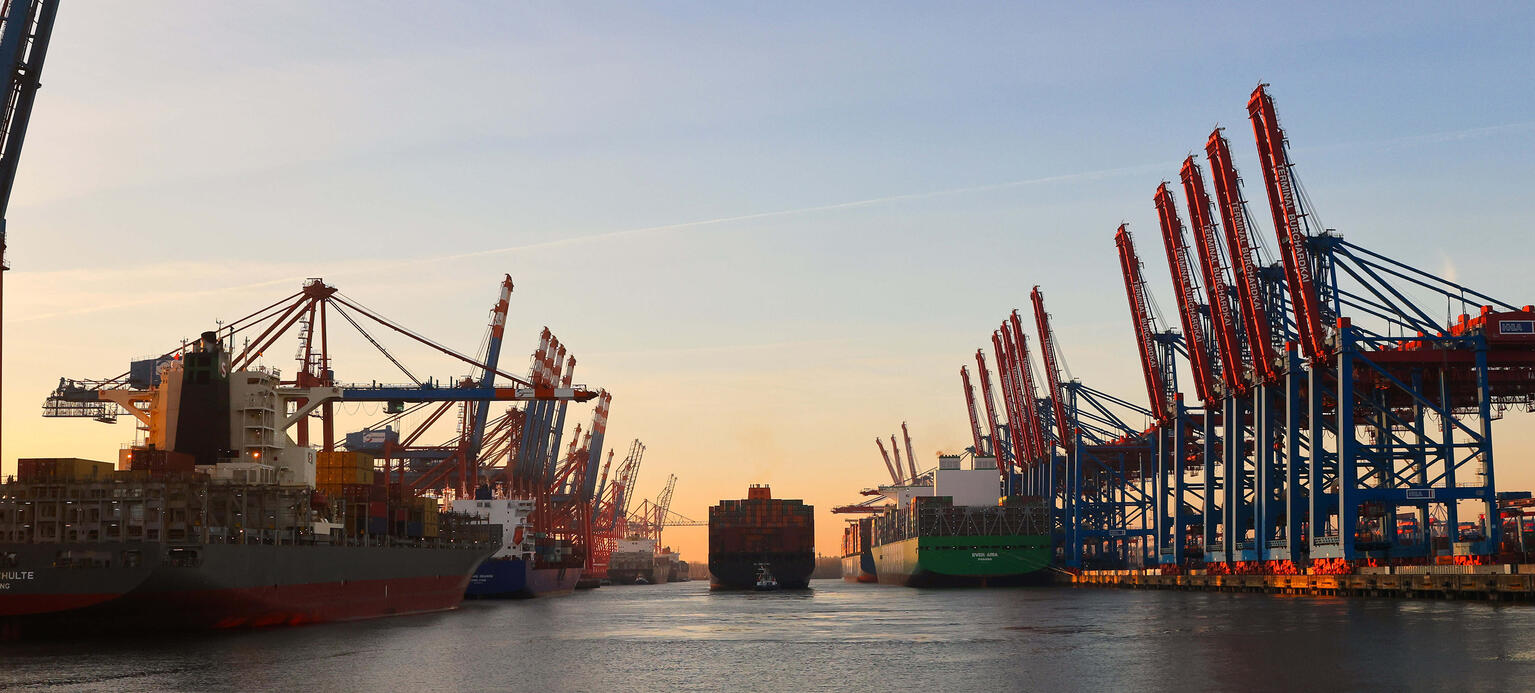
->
[[1068, 566, 1535, 601], [960, 84, 1535, 581]]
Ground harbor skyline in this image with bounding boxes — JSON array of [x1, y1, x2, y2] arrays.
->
[[5, 2, 1534, 564]]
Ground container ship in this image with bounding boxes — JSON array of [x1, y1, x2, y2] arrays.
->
[[452, 493, 580, 598], [841, 517, 877, 582], [609, 537, 669, 584], [708, 485, 813, 590], [0, 333, 497, 637], [869, 455, 1051, 587]]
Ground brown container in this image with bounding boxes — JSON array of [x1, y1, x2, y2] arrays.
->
[[18, 457, 114, 481]]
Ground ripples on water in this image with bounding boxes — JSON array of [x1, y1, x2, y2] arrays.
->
[[6, 581, 1535, 691]]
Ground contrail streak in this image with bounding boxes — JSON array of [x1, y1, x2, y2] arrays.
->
[[406, 159, 1180, 266]]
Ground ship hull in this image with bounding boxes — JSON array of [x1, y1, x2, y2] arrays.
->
[[709, 552, 813, 590], [465, 557, 579, 598], [872, 534, 1051, 587], [840, 550, 877, 583], [0, 541, 492, 638], [0, 542, 161, 617]]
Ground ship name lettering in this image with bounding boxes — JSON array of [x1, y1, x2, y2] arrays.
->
[[0, 571, 33, 580]]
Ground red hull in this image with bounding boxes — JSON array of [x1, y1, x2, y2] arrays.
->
[[0, 592, 124, 616], [1, 573, 475, 638], [115, 574, 473, 630]]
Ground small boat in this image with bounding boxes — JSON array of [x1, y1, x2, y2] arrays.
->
[[754, 564, 779, 591], [634, 575, 650, 585]]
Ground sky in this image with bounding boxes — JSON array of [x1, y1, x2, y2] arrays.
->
[[4, 2, 1534, 562]]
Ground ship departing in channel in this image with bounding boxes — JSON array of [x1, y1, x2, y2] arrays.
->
[[708, 485, 814, 590]]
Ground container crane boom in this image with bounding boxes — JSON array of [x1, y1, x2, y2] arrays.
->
[[580, 390, 612, 504], [901, 422, 917, 484], [465, 275, 514, 476], [1206, 129, 1281, 383], [991, 330, 1025, 467], [890, 435, 906, 485], [1154, 184, 1218, 403], [1030, 286, 1072, 448], [998, 323, 1035, 464], [1009, 310, 1047, 461], [959, 367, 987, 457], [0, 0, 59, 464], [653, 474, 677, 546], [542, 352, 574, 484], [974, 348, 1006, 459], [1248, 83, 1328, 363], [1115, 225, 1173, 422], [875, 438, 900, 485], [1180, 157, 1247, 395]]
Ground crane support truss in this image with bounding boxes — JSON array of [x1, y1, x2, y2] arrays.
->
[[1022, 286, 1158, 567]]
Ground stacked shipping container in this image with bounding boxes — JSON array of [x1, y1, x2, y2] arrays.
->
[[707, 484, 815, 589]]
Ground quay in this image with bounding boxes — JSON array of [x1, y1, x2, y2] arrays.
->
[[1067, 566, 1535, 601]]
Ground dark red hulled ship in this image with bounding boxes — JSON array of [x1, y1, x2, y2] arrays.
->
[[708, 485, 814, 590], [0, 334, 496, 638]]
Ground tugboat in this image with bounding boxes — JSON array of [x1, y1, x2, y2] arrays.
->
[[754, 564, 779, 591]]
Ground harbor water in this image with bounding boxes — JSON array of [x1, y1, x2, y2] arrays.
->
[[5, 580, 1535, 691]]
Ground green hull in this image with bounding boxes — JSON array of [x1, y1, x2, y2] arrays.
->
[[873, 534, 1051, 587]]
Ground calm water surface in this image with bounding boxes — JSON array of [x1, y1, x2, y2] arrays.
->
[[5, 580, 1535, 691]]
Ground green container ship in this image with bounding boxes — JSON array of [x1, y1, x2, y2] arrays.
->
[[871, 495, 1051, 587]]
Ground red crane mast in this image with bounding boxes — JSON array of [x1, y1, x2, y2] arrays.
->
[[1154, 183, 1217, 404], [1180, 156, 1246, 395], [902, 423, 918, 483], [999, 321, 1036, 464], [1009, 309, 1048, 461], [1030, 286, 1072, 448], [1248, 83, 1328, 363], [874, 438, 901, 485], [991, 329, 1028, 467], [959, 367, 988, 458], [974, 348, 1006, 459], [1206, 129, 1281, 384], [1114, 225, 1173, 423]]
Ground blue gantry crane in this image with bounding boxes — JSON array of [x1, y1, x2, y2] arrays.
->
[[961, 83, 1535, 576], [0, 0, 59, 462]]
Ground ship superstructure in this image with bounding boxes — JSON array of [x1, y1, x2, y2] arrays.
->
[[453, 493, 580, 597]]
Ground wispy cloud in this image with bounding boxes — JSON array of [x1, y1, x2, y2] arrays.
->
[[11, 160, 1173, 323], [1297, 120, 1535, 154]]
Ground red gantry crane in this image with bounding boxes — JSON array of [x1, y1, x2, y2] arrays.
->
[[874, 437, 901, 485], [959, 367, 988, 457], [1249, 84, 1329, 365], [975, 347, 1008, 462]]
